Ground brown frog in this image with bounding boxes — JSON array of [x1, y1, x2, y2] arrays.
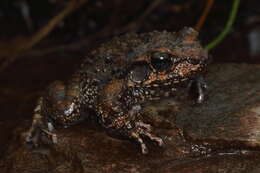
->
[[25, 27, 209, 154]]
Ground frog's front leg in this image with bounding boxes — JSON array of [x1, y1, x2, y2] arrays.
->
[[98, 81, 164, 154], [100, 107, 164, 154], [188, 76, 208, 103]]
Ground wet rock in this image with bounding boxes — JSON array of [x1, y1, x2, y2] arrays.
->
[[0, 120, 195, 173], [1, 63, 260, 173], [177, 64, 260, 149], [158, 152, 260, 173]]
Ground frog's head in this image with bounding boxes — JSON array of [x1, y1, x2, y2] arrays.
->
[[126, 27, 209, 88]]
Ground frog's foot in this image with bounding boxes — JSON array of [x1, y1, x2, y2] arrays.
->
[[25, 128, 40, 147], [24, 112, 43, 147], [188, 76, 208, 104], [25, 120, 58, 147], [25, 97, 58, 147], [129, 121, 164, 154]]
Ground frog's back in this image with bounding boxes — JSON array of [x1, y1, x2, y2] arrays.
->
[[77, 31, 183, 84]]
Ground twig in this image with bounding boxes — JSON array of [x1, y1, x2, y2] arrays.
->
[[18, 23, 119, 58], [205, 0, 240, 51], [20, 0, 87, 51], [1, 0, 164, 62], [195, 0, 215, 31], [0, 0, 87, 72], [17, 36, 93, 58]]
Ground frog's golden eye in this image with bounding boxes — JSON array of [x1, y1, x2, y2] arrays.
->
[[150, 52, 173, 72], [129, 62, 150, 83]]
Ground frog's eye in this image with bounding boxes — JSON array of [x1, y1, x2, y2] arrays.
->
[[150, 52, 173, 72], [129, 62, 150, 83]]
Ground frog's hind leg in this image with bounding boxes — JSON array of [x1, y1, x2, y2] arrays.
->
[[129, 121, 164, 154], [25, 97, 44, 146], [25, 113, 42, 146], [25, 97, 57, 146]]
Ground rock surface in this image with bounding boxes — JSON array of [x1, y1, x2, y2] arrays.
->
[[177, 64, 260, 149], [1, 64, 260, 173]]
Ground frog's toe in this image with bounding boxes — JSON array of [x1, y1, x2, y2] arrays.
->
[[24, 130, 40, 147], [136, 121, 164, 146], [145, 132, 164, 147], [130, 121, 164, 154], [130, 131, 149, 154], [24, 124, 57, 147], [41, 128, 58, 144], [25, 133, 33, 143]]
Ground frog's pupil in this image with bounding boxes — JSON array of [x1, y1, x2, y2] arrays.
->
[[151, 52, 172, 72]]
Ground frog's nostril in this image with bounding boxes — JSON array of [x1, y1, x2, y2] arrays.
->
[[188, 58, 200, 65]]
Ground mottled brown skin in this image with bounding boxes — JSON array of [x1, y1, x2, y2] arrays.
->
[[25, 27, 209, 154]]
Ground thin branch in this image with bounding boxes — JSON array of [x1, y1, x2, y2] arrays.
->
[[20, 0, 87, 51], [0, 0, 165, 62], [0, 0, 87, 72], [195, 0, 215, 31]]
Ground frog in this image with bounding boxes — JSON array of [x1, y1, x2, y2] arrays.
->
[[25, 27, 209, 154]]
